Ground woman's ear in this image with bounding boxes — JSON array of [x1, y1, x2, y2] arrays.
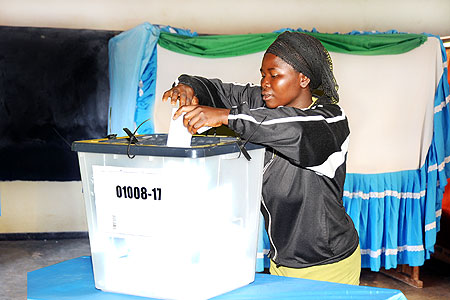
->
[[299, 73, 310, 88]]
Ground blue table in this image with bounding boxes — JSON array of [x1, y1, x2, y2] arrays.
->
[[28, 256, 406, 300]]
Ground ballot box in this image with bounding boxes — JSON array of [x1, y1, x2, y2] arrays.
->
[[72, 134, 265, 300]]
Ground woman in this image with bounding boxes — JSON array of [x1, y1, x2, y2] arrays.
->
[[162, 31, 360, 285]]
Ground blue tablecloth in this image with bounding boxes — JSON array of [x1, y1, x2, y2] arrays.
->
[[27, 256, 406, 300]]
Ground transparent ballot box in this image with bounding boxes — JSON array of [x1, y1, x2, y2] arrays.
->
[[72, 134, 265, 300]]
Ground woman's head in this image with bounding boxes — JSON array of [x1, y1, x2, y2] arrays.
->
[[264, 31, 339, 105], [260, 53, 312, 109]]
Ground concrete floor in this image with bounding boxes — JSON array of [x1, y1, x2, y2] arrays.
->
[[1, 238, 449, 300]]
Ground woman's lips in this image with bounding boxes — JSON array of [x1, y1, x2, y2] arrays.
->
[[262, 93, 272, 101]]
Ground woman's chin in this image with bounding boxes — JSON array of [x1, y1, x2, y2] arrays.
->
[[264, 100, 276, 108]]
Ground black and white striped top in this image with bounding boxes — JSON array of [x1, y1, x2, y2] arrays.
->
[[179, 74, 359, 268]]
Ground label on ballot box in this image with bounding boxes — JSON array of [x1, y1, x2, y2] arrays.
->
[[93, 166, 169, 237]]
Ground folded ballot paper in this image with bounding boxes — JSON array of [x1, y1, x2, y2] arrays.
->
[[166, 107, 210, 147]]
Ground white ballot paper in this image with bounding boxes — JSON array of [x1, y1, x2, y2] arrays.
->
[[166, 107, 192, 147]]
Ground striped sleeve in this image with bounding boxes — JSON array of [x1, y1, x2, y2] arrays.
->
[[228, 102, 350, 177]]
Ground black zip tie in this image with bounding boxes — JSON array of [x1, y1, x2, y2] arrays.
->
[[123, 118, 152, 159], [123, 127, 139, 144], [236, 138, 252, 161]]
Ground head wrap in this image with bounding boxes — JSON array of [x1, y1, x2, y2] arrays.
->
[[265, 31, 339, 104]]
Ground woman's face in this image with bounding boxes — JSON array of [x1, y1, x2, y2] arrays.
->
[[260, 53, 310, 109]]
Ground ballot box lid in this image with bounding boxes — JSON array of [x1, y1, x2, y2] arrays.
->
[[71, 134, 264, 158]]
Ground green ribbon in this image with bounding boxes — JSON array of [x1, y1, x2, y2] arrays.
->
[[158, 31, 427, 58]]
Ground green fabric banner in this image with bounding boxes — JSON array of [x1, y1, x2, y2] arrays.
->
[[158, 31, 427, 58]]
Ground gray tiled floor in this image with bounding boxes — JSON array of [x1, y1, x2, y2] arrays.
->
[[1, 238, 449, 300], [1, 239, 90, 300]]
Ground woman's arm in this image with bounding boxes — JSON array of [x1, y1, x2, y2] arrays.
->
[[176, 74, 264, 109], [161, 74, 264, 134], [228, 102, 350, 172]]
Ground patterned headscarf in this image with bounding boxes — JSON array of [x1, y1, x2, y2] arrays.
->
[[265, 31, 339, 104]]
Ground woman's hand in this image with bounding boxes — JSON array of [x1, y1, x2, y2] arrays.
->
[[173, 105, 231, 134], [162, 83, 199, 106]]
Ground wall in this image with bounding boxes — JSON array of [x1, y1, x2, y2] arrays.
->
[[0, 182, 87, 233], [0, 0, 449, 234], [1, 0, 450, 36]]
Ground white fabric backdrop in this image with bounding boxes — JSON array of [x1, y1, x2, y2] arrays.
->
[[154, 38, 443, 173]]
